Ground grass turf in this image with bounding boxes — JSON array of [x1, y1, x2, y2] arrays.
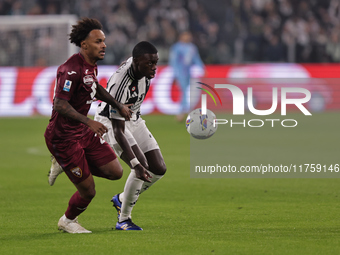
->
[[0, 113, 339, 255]]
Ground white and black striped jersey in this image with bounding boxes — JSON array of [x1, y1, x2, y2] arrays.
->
[[96, 57, 150, 121]]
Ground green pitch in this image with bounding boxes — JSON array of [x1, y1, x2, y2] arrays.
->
[[0, 113, 340, 255]]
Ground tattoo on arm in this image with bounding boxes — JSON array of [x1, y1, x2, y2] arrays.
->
[[54, 98, 89, 125]]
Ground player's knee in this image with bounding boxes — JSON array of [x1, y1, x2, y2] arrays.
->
[[82, 188, 96, 200], [152, 162, 167, 176], [158, 163, 167, 175], [114, 166, 123, 180], [108, 166, 123, 180], [88, 189, 96, 200]]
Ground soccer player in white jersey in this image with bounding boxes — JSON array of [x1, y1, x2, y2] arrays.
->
[[94, 41, 166, 230]]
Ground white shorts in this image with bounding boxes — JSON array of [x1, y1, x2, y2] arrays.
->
[[94, 115, 160, 157]]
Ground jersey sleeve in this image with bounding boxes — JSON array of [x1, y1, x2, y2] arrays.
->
[[54, 66, 80, 101]]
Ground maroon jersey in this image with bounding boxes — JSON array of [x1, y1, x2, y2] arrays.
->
[[45, 53, 98, 142]]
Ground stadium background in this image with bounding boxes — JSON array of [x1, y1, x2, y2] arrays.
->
[[1, 0, 340, 66], [0, 0, 339, 116], [1, 1, 340, 255]]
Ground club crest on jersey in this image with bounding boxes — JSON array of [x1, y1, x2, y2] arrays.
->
[[83, 75, 94, 85], [63, 80, 72, 92], [71, 167, 82, 178]]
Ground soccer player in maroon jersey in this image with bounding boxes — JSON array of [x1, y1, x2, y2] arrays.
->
[[44, 18, 132, 233]]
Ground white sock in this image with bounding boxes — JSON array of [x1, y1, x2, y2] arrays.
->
[[140, 170, 164, 194], [118, 170, 164, 202], [119, 170, 144, 222]]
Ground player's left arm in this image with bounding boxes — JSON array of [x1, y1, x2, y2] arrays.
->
[[95, 82, 132, 120]]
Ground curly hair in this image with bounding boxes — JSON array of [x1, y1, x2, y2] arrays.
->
[[69, 18, 103, 47]]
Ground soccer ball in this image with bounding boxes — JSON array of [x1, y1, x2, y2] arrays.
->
[[186, 108, 217, 139]]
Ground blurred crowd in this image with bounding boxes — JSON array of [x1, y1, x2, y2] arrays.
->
[[238, 0, 340, 63], [0, 0, 339, 65]]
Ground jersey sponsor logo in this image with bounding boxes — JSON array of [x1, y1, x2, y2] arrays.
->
[[67, 71, 77, 75], [63, 80, 72, 92], [70, 167, 82, 178], [83, 75, 94, 85]]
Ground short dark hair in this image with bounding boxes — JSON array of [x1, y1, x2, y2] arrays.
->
[[132, 41, 158, 58], [69, 18, 103, 47]]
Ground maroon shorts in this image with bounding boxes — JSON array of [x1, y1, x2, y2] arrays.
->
[[45, 129, 117, 184]]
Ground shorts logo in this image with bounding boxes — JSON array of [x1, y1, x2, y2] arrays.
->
[[83, 75, 94, 85], [63, 80, 72, 92], [71, 167, 82, 178]]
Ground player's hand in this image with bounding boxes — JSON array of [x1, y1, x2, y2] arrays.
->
[[118, 103, 133, 121], [134, 164, 152, 183], [86, 118, 108, 139]]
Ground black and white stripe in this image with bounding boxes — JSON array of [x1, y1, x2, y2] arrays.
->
[[115, 73, 130, 102], [95, 57, 149, 121]]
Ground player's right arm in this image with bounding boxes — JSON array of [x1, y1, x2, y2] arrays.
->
[[111, 118, 151, 182], [95, 82, 132, 120], [54, 98, 108, 138]]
